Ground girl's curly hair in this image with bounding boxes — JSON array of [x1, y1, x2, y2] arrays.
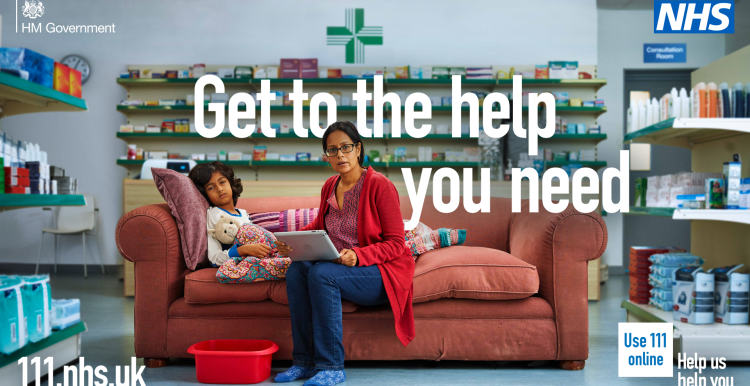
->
[[187, 161, 243, 206]]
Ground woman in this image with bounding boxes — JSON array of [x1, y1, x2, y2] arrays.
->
[[274, 121, 415, 386]]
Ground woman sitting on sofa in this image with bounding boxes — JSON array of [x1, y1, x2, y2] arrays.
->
[[274, 121, 415, 386]]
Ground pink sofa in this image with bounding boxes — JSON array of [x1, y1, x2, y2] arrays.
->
[[116, 196, 606, 370]]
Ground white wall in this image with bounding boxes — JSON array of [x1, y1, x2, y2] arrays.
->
[[0, 0, 598, 265], [596, 9, 725, 268]]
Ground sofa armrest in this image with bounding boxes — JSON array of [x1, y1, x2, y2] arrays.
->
[[115, 203, 189, 359], [508, 203, 607, 361]]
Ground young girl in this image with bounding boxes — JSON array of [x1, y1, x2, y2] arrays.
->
[[188, 161, 272, 266]]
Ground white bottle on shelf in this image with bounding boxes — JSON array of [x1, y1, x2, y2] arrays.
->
[[646, 98, 654, 126], [670, 88, 680, 119], [638, 100, 647, 130], [627, 100, 635, 133], [679, 88, 689, 119], [651, 98, 659, 125]]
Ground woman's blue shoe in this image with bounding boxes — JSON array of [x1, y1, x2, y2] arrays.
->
[[274, 366, 318, 383], [303, 370, 346, 386]]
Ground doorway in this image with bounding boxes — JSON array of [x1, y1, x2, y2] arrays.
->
[[622, 69, 695, 267]]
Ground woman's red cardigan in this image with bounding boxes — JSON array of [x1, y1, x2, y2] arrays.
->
[[301, 166, 415, 346]]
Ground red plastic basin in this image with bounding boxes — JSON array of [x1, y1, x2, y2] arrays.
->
[[187, 339, 279, 384]]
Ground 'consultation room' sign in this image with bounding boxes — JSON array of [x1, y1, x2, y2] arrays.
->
[[643, 43, 687, 63]]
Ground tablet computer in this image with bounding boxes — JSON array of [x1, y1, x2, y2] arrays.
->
[[273, 230, 340, 261]]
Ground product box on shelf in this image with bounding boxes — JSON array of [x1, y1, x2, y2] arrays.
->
[[708, 265, 749, 325], [673, 267, 715, 325], [723, 157, 742, 209], [628, 246, 685, 304], [69, 68, 82, 98], [280, 59, 300, 78], [300, 59, 318, 78], [0, 47, 54, 88], [53, 62, 70, 94]]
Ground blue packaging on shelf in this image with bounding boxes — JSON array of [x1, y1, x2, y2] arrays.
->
[[0, 48, 54, 88], [21, 275, 52, 343], [0, 276, 28, 355], [26, 161, 40, 179], [52, 299, 81, 330], [648, 297, 673, 311], [650, 264, 679, 278], [650, 287, 673, 301], [648, 273, 672, 290], [648, 253, 704, 267]]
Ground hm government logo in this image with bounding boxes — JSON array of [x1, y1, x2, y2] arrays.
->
[[327, 8, 383, 64], [22, 0, 44, 19]]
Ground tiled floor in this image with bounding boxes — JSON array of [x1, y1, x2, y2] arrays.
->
[[27, 272, 750, 385]]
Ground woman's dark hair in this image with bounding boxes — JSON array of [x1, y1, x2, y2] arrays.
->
[[187, 161, 243, 206], [321, 121, 364, 167]]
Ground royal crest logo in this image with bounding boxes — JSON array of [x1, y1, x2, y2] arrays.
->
[[22, 0, 45, 19]]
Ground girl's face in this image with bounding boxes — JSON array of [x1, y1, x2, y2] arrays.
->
[[204, 171, 233, 207], [326, 130, 361, 175]]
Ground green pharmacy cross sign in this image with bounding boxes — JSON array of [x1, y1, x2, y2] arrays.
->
[[327, 9, 383, 64]]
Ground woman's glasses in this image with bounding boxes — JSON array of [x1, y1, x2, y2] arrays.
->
[[324, 143, 358, 157]]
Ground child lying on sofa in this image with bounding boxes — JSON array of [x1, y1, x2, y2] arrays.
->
[[188, 162, 292, 283]]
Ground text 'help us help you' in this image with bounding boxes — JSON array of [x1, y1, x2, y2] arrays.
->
[[193, 75, 630, 229]]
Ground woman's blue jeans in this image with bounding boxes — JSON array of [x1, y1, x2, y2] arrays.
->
[[286, 261, 389, 370]]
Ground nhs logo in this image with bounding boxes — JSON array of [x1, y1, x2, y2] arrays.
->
[[654, 1, 734, 33]]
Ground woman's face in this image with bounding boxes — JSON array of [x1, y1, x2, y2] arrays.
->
[[326, 130, 361, 175]]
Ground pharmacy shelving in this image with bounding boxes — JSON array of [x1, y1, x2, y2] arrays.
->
[[0, 322, 86, 383], [625, 206, 676, 217], [625, 207, 750, 225], [622, 300, 750, 360], [621, 45, 750, 359], [672, 209, 750, 225], [116, 159, 479, 168], [544, 160, 607, 169], [0, 72, 88, 117], [117, 77, 607, 89], [0, 70, 88, 212], [115, 131, 606, 142], [0, 194, 87, 212], [624, 117, 750, 148], [117, 104, 606, 115]]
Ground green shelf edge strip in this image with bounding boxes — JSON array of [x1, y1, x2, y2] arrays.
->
[[117, 77, 607, 87], [0, 322, 86, 368], [623, 118, 676, 143], [0, 194, 86, 207], [0, 72, 88, 111], [625, 206, 676, 217], [620, 300, 668, 323], [117, 159, 480, 168], [544, 161, 607, 167]]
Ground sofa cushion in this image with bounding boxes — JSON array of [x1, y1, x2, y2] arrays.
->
[[152, 168, 209, 270], [184, 268, 360, 312], [412, 246, 539, 303]]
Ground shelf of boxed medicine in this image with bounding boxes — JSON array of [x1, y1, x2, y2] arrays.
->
[[622, 300, 750, 360], [116, 77, 607, 88], [116, 104, 607, 115], [116, 159, 480, 168], [544, 160, 607, 169], [115, 132, 607, 142], [0, 322, 86, 379], [624, 117, 750, 148], [0, 194, 86, 211], [0, 72, 88, 117]]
